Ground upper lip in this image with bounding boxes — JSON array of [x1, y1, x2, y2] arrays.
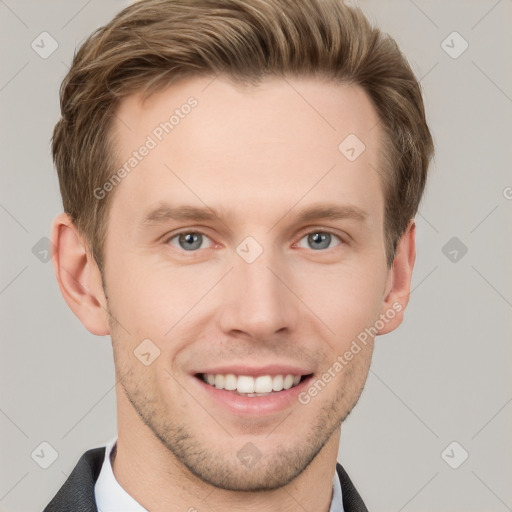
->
[[193, 364, 314, 377]]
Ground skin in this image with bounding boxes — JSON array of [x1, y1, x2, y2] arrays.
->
[[51, 75, 415, 512]]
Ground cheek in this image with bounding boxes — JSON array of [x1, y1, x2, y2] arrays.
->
[[105, 258, 194, 339], [291, 260, 387, 342]]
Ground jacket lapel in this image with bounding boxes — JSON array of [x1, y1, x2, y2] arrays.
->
[[336, 462, 369, 512], [43, 447, 104, 512]]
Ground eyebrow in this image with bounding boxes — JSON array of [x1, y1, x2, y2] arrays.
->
[[140, 202, 368, 227], [141, 204, 229, 225]]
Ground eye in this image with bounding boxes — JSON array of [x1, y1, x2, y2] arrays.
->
[[167, 231, 214, 251], [165, 229, 343, 253], [296, 230, 342, 251]]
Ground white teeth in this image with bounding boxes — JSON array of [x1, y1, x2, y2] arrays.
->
[[254, 375, 273, 393], [237, 375, 255, 393], [214, 374, 224, 389], [202, 373, 305, 394], [272, 375, 284, 391], [224, 373, 237, 391], [283, 375, 294, 390]]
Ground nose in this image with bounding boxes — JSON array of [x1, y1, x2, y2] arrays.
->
[[217, 245, 299, 341]]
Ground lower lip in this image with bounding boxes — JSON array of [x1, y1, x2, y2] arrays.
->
[[191, 374, 314, 416]]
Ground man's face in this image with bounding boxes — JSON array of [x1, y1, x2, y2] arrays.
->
[[102, 75, 392, 490]]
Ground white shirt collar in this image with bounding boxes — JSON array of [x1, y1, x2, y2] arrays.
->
[[330, 461, 345, 512], [95, 436, 344, 511], [94, 436, 148, 512]]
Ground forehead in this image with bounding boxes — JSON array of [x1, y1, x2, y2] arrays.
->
[[108, 75, 385, 227]]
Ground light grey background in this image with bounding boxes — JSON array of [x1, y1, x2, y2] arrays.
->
[[1, 1, 511, 511]]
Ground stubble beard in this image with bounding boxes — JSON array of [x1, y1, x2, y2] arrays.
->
[[114, 339, 372, 492]]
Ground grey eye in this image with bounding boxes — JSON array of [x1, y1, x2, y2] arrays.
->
[[168, 232, 212, 251], [297, 232, 341, 251]]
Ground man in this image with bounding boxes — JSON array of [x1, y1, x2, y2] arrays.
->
[[44, 0, 434, 510]]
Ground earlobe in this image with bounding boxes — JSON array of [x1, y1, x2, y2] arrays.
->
[[51, 213, 110, 336], [377, 220, 416, 335]]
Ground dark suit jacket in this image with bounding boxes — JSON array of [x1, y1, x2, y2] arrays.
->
[[43, 447, 368, 511]]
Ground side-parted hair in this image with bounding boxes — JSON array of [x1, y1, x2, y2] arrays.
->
[[52, 0, 434, 269]]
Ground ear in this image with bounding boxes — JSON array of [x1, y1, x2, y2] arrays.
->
[[51, 213, 110, 336], [377, 219, 416, 335]]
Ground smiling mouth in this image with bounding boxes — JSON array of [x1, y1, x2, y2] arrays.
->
[[195, 372, 313, 397]]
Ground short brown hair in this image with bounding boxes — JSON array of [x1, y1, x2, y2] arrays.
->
[[52, 0, 434, 270]]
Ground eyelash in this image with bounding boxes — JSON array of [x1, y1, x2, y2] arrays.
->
[[164, 228, 345, 254]]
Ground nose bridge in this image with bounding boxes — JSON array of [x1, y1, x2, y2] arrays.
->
[[218, 237, 297, 338]]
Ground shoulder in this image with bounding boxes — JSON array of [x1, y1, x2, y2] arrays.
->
[[43, 447, 105, 512], [335, 462, 369, 512]]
